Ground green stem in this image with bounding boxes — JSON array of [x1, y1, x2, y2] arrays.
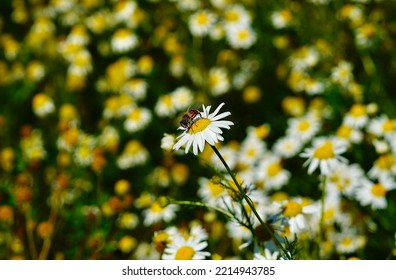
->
[[210, 144, 287, 255], [170, 199, 234, 220]]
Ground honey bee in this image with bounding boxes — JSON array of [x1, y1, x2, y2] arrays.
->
[[180, 108, 202, 129]]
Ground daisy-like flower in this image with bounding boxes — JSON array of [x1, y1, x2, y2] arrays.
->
[[26, 60, 46, 82], [326, 163, 364, 198], [111, 28, 139, 53], [197, 176, 227, 206], [331, 60, 354, 87], [172, 103, 234, 155], [332, 231, 366, 255], [223, 4, 251, 29], [162, 232, 210, 260], [121, 78, 148, 100], [237, 134, 266, 166], [226, 25, 256, 49], [368, 153, 396, 180], [161, 133, 176, 152], [271, 9, 292, 29], [188, 10, 216, 37], [355, 177, 396, 210], [286, 114, 321, 143], [32, 93, 55, 117], [289, 46, 319, 70], [124, 107, 152, 133], [170, 86, 194, 111], [300, 137, 348, 175], [117, 140, 149, 169], [273, 136, 303, 158], [343, 103, 369, 129], [143, 199, 179, 226], [254, 248, 280, 260], [208, 67, 230, 96], [367, 115, 396, 138], [256, 154, 291, 191], [280, 197, 318, 235]]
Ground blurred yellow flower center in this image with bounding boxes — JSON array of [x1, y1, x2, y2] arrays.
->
[[383, 120, 395, 132], [237, 29, 249, 41], [196, 13, 209, 25], [150, 202, 163, 213], [267, 162, 282, 177], [377, 154, 395, 170], [208, 181, 224, 197], [175, 246, 195, 260], [283, 201, 302, 217], [189, 118, 211, 134], [313, 142, 334, 159], [350, 104, 366, 117], [341, 237, 353, 247], [298, 120, 310, 131], [336, 125, 352, 138], [371, 183, 387, 197]]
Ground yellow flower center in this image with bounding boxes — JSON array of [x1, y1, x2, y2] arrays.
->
[[175, 246, 195, 260], [237, 29, 249, 41], [189, 118, 211, 134], [298, 120, 310, 131], [129, 109, 141, 121], [225, 10, 239, 23], [376, 154, 395, 170], [208, 181, 224, 197], [341, 237, 353, 247], [267, 162, 282, 177], [383, 120, 395, 132], [283, 201, 302, 217], [349, 104, 366, 117], [371, 183, 387, 197], [336, 125, 352, 138], [313, 142, 334, 160], [196, 13, 209, 26], [150, 201, 163, 213]]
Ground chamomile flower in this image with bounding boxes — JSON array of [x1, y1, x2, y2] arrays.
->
[[225, 25, 256, 49], [117, 140, 149, 169], [271, 9, 292, 29], [111, 28, 139, 53], [173, 103, 234, 155], [197, 177, 227, 206], [332, 231, 366, 254], [280, 198, 318, 235], [121, 78, 148, 100], [367, 115, 396, 138], [273, 136, 303, 158], [161, 133, 176, 152], [256, 154, 291, 191], [326, 163, 364, 198], [143, 199, 179, 226], [355, 177, 396, 209], [208, 67, 230, 96], [254, 248, 280, 260], [32, 93, 55, 117], [343, 103, 369, 129], [188, 10, 216, 37], [170, 86, 194, 111], [155, 94, 177, 117], [237, 134, 266, 166], [223, 4, 251, 29], [286, 114, 321, 143], [368, 153, 396, 180], [331, 60, 354, 87], [162, 233, 210, 260], [300, 138, 348, 175], [124, 107, 152, 133]]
